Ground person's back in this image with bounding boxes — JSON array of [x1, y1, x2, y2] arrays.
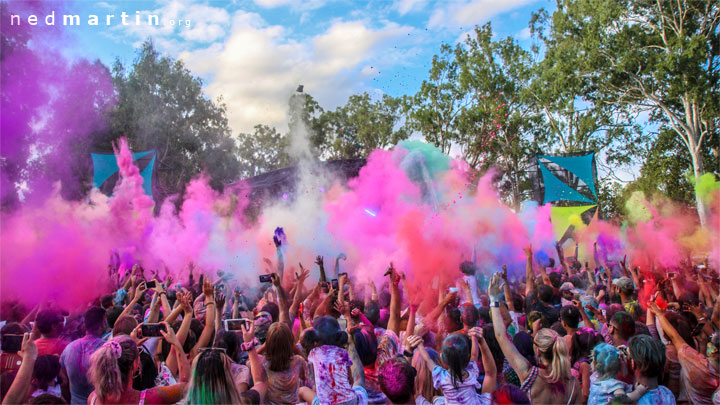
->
[[35, 309, 68, 357], [60, 307, 106, 404], [262, 322, 311, 404]]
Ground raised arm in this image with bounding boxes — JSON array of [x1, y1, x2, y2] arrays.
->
[[333, 253, 346, 280], [501, 265, 514, 312], [191, 278, 216, 358], [489, 273, 530, 381], [271, 273, 290, 326], [119, 282, 147, 319], [275, 237, 285, 280], [242, 322, 265, 384], [290, 266, 310, 318], [556, 242, 571, 276], [649, 303, 687, 349], [315, 256, 327, 283], [386, 263, 402, 335], [524, 245, 535, 295], [472, 327, 496, 394]]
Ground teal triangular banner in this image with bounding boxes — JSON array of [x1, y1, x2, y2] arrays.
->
[[538, 158, 595, 204], [539, 153, 596, 197], [91, 150, 154, 191]]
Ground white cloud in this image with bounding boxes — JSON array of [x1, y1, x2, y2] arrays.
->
[[253, 0, 329, 11], [393, 0, 427, 15], [428, 0, 536, 29], [180, 11, 413, 134], [515, 26, 531, 40]]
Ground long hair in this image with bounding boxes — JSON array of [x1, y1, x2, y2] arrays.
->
[[534, 328, 571, 384], [265, 322, 294, 372], [185, 349, 241, 405], [440, 333, 471, 388], [412, 348, 441, 400], [88, 336, 138, 403], [571, 327, 601, 365]]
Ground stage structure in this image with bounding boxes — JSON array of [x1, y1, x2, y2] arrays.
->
[[91, 150, 156, 199], [531, 152, 599, 239]]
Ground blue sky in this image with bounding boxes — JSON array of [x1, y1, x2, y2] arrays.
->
[[41, 0, 553, 134]]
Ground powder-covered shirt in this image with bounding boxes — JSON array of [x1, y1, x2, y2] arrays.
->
[[308, 345, 355, 405], [677, 343, 720, 405], [35, 337, 69, 357], [587, 374, 631, 405], [431, 361, 483, 405], [60, 335, 104, 405], [637, 385, 676, 405], [263, 355, 311, 405]]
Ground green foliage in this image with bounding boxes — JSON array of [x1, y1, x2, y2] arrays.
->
[[108, 40, 240, 198], [314, 93, 409, 159], [236, 124, 289, 178]]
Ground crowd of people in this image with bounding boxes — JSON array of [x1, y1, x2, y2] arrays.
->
[[0, 240, 718, 404]]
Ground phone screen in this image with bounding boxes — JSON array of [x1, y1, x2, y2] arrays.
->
[[1, 334, 23, 352], [145, 280, 157, 289], [331, 279, 339, 289], [259, 274, 273, 283], [141, 323, 166, 337], [225, 319, 249, 331], [338, 318, 347, 330]]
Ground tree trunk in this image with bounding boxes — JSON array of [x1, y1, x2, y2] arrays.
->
[[690, 144, 708, 227]]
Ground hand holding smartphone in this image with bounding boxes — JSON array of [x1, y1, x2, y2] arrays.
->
[[224, 318, 250, 331], [140, 323, 167, 337]]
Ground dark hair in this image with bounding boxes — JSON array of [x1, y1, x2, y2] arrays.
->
[[33, 355, 60, 391], [477, 307, 491, 326], [610, 311, 635, 341], [512, 331, 537, 366], [35, 309, 64, 336], [101, 295, 114, 309], [105, 306, 124, 329], [548, 272, 561, 289], [461, 304, 479, 327], [313, 316, 348, 348], [550, 321, 567, 336], [482, 324, 505, 371], [261, 302, 279, 323], [571, 327, 601, 365], [538, 285, 554, 304], [628, 335, 666, 378], [560, 305, 581, 329], [446, 308, 462, 333], [215, 329, 240, 359], [112, 316, 138, 337], [378, 356, 416, 403], [527, 311, 549, 330], [512, 293, 525, 313], [440, 333, 471, 388], [365, 301, 380, 326], [634, 322, 650, 337], [265, 323, 295, 372], [492, 383, 531, 404], [351, 327, 378, 366], [84, 307, 106, 334], [665, 312, 695, 349], [606, 304, 624, 323], [459, 261, 477, 275], [349, 300, 365, 322], [300, 328, 320, 356]]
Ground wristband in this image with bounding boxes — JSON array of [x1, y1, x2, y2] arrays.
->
[[241, 338, 259, 351], [490, 301, 500, 307], [206, 302, 216, 306], [403, 350, 414, 357]]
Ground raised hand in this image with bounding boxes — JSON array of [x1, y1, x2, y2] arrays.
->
[[216, 293, 226, 310], [160, 322, 181, 347], [315, 256, 324, 267], [523, 244, 532, 257], [130, 324, 149, 346], [134, 282, 148, 300], [19, 332, 38, 360], [202, 278, 214, 298], [406, 335, 424, 351], [488, 272, 502, 300], [501, 264, 508, 281], [333, 300, 350, 316], [241, 320, 255, 343]]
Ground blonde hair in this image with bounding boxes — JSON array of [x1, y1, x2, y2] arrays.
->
[[534, 328, 571, 384], [412, 348, 440, 400], [88, 335, 138, 403]]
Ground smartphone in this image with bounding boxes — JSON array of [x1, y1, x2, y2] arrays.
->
[[1, 334, 23, 352], [259, 274, 273, 283], [331, 279, 339, 289], [224, 318, 250, 331], [668, 273, 678, 280], [141, 323, 167, 337], [692, 322, 705, 336], [448, 287, 459, 293], [145, 280, 157, 289], [338, 318, 348, 330]]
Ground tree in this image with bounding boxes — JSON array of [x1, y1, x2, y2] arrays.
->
[[403, 45, 465, 154], [236, 124, 289, 177], [538, 0, 720, 225], [315, 93, 409, 159], [108, 40, 240, 199]]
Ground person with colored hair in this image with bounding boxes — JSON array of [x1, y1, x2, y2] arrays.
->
[[587, 343, 647, 405], [627, 334, 676, 404]]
